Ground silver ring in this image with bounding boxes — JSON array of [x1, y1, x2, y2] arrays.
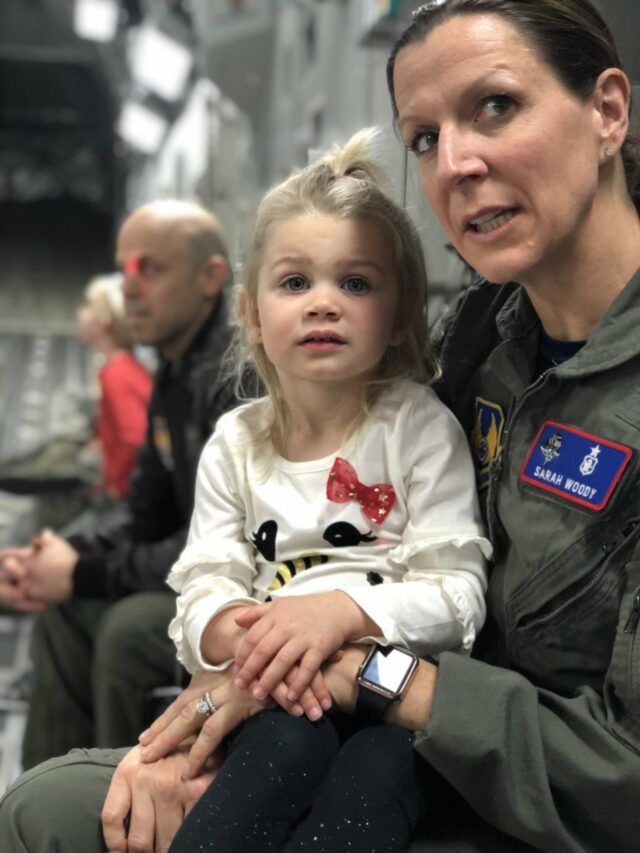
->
[[195, 691, 216, 717]]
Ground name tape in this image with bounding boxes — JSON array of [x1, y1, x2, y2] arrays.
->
[[520, 420, 632, 511]]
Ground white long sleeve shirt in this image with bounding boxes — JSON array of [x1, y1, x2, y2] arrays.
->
[[168, 380, 491, 673]]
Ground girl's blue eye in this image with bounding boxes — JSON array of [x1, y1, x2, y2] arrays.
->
[[410, 129, 438, 155], [342, 277, 370, 294], [283, 276, 308, 292]]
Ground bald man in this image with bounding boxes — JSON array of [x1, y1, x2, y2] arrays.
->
[[0, 201, 239, 767]]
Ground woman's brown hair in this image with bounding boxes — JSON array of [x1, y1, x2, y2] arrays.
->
[[387, 0, 640, 213]]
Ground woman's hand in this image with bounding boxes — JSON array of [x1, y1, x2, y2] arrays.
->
[[101, 744, 214, 853], [139, 669, 269, 778], [233, 591, 365, 701]]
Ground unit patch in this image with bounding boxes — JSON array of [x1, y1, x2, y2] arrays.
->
[[520, 420, 632, 511], [473, 397, 505, 487]]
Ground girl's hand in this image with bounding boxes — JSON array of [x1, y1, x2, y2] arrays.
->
[[233, 592, 360, 702], [248, 668, 334, 721]]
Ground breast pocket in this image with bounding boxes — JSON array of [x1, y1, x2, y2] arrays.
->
[[508, 521, 640, 696], [606, 557, 640, 748]]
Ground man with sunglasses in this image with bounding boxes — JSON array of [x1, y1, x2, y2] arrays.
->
[[0, 200, 236, 768]]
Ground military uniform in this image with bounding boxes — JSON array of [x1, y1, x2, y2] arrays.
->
[[22, 294, 237, 768], [411, 268, 640, 851]]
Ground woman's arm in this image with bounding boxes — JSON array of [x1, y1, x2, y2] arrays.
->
[[321, 643, 437, 731], [326, 643, 640, 853], [414, 650, 640, 853], [200, 606, 250, 664]]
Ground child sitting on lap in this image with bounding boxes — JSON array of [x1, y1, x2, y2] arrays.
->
[[165, 130, 491, 852]]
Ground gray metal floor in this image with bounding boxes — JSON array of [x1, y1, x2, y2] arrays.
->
[[0, 613, 32, 796]]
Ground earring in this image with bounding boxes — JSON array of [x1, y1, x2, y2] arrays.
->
[[604, 148, 613, 158]]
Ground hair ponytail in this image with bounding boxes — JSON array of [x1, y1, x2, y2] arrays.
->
[[316, 129, 388, 188]]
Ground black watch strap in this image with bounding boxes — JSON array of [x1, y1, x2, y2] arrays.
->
[[355, 685, 394, 723]]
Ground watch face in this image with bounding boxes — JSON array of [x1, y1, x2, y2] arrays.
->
[[361, 647, 414, 693]]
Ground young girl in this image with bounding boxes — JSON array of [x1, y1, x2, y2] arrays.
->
[[165, 131, 490, 851], [76, 273, 152, 500]]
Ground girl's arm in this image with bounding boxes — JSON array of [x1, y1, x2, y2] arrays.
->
[[167, 414, 260, 675], [200, 605, 249, 665], [328, 392, 490, 657]]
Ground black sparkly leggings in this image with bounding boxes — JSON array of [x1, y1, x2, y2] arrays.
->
[[169, 707, 429, 852]]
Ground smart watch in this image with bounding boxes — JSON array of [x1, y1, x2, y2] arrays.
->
[[355, 643, 418, 722]]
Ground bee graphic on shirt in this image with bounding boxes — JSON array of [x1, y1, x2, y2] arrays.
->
[[251, 519, 383, 595], [268, 554, 331, 592]]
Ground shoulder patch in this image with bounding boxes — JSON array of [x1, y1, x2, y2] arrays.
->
[[473, 397, 505, 487], [520, 420, 632, 511]]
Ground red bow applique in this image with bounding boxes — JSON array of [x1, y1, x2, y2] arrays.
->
[[326, 458, 396, 524]]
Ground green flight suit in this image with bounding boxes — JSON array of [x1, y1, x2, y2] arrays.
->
[[413, 268, 640, 851], [2, 270, 640, 851]]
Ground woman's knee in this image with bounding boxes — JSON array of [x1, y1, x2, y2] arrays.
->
[[0, 751, 116, 852]]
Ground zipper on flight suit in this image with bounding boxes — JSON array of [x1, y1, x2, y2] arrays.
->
[[486, 362, 590, 626], [518, 520, 640, 629], [625, 587, 640, 690], [624, 588, 640, 634], [484, 454, 504, 544]]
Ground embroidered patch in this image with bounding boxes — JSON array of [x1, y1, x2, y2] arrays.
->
[[473, 397, 505, 487], [520, 420, 632, 511]]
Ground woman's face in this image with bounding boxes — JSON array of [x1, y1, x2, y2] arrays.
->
[[393, 13, 604, 285]]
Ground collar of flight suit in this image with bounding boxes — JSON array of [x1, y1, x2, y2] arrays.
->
[[493, 266, 640, 379]]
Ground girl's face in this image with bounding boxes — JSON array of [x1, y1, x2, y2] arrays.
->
[[393, 13, 604, 285], [77, 302, 103, 346], [248, 215, 401, 398]]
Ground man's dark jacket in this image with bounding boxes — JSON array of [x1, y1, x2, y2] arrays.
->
[[70, 293, 236, 599]]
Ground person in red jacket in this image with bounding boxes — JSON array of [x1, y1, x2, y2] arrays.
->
[[77, 273, 152, 500]]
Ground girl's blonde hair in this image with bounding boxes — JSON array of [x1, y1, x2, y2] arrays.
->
[[84, 272, 132, 349], [234, 129, 439, 452]]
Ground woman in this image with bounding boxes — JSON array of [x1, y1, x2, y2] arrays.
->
[[2, 1, 640, 851]]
